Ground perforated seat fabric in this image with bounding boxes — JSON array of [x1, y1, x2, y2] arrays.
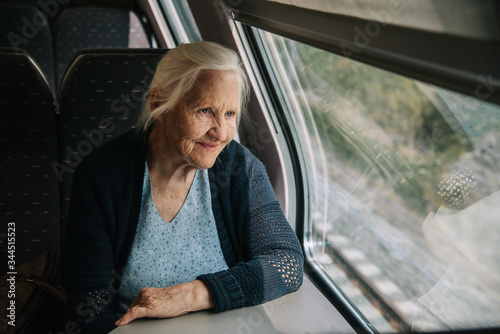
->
[[0, 49, 60, 270], [54, 7, 152, 89], [56, 48, 166, 217], [0, 4, 56, 93], [7, 0, 73, 28]]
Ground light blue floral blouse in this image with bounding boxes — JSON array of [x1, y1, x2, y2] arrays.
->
[[117, 165, 229, 315]]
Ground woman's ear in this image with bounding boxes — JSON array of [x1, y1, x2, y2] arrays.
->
[[150, 89, 162, 113]]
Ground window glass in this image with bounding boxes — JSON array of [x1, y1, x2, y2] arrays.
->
[[255, 28, 500, 332], [253, 0, 498, 39], [159, 0, 202, 43]]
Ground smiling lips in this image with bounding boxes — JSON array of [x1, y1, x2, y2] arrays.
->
[[198, 142, 218, 152]]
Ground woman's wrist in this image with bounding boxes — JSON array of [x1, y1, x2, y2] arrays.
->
[[187, 279, 214, 312]]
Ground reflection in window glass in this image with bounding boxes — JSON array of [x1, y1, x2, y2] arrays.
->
[[255, 29, 500, 332]]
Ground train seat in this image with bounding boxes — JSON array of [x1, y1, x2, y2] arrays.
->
[[54, 7, 152, 89], [0, 48, 60, 270], [55, 48, 167, 217], [0, 4, 56, 93]]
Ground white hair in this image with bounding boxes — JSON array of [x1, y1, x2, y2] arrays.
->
[[137, 41, 250, 133]]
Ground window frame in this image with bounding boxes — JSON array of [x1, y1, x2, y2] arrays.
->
[[230, 22, 375, 333], [242, 24, 500, 334], [223, 0, 500, 106], [221, 1, 500, 333]]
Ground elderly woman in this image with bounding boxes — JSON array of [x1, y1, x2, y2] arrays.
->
[[65, 41, 303, 332]]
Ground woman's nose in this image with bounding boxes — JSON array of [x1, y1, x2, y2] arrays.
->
[[208, 118, 227, 142]]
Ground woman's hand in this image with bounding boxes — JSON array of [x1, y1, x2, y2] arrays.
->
[[115, 280, 214, 326]]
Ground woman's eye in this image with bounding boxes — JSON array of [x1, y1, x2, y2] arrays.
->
[[200, 108, 210, 114], [226, 111, 234, 117]]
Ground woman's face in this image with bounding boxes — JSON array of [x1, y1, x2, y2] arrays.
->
[[160, 69, 240, 170]]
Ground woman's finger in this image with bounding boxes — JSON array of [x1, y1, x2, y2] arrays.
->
[[115, 305, 149, 326]]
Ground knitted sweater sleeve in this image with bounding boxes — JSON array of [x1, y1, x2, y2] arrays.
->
[[199, 155, 304, 312], [65, 161, 120, 333]]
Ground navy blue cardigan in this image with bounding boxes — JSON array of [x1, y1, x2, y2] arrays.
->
[[65, 130, 304, 333]]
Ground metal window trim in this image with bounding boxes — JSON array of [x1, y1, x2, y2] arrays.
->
[[147, 0, 177, 48], [160, 0, 202, 43]]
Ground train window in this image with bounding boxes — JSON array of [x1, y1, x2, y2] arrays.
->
[[252, 28, 500, 332], [158, 0, 201, 43]]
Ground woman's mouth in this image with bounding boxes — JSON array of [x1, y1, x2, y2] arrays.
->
[[198, 142, 218, 152]]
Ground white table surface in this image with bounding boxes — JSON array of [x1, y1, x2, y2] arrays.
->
[[110, 276, 355, 333]]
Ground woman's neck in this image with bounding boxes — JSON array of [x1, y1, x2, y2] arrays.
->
[[147, 126, 197, 185]]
